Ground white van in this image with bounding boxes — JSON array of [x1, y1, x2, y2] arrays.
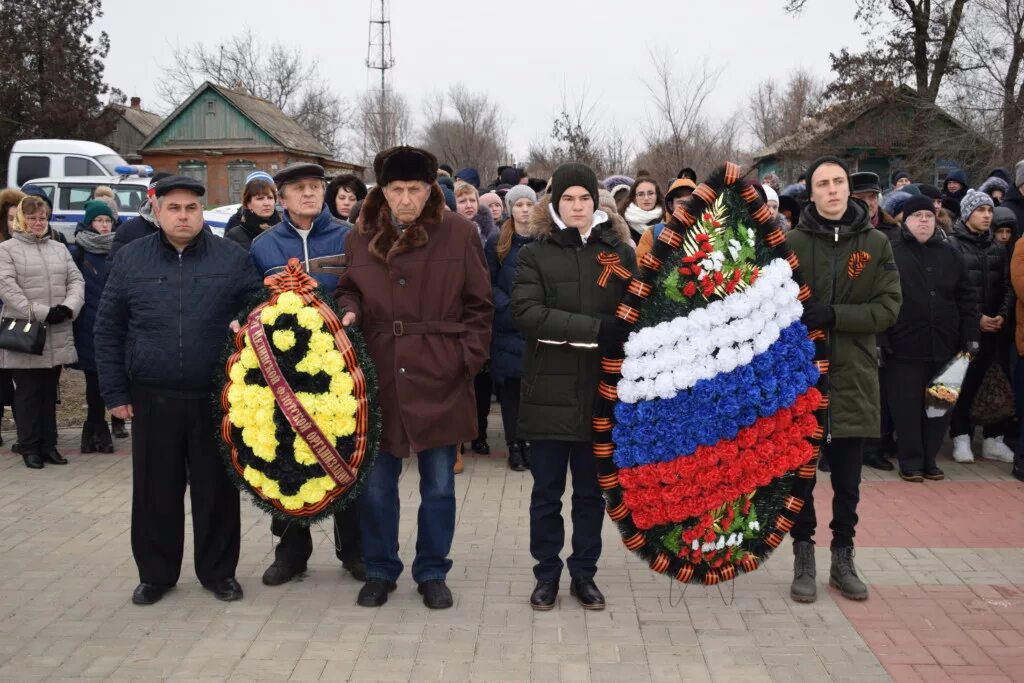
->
[[7, 140, 128, 188], [26, 175, 151, 242]]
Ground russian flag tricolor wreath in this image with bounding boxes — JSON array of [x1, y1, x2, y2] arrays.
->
[[593, 163, 828, 585], [215, 258, 381, 523]]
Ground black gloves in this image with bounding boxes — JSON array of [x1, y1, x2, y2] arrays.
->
[[598, 316, 630, 351], [44, 305, 72, 324], [800, 302, 835, 331]]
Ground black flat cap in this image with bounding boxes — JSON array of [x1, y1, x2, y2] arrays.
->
[[850, 172, 881, 194], [374, 146, 438, 186], [153, 175, 206, 198], [274, 162, 325, 187]]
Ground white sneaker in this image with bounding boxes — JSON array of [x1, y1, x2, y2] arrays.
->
[[952, 435, 975, 463], [982, 437, 1015, 463]]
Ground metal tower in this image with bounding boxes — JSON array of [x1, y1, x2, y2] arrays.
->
[[366, 0, 395, 95]]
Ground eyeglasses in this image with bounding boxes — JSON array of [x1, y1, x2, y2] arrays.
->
[[907, 211, 935, 221], [22, 215, 48, 224]]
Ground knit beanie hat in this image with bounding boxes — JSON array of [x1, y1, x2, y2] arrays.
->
[[917, 184, 942, 200], [479, 192, 502, 210], [94, 195, 119, 220], [901, 195, 935, 218], [83, 199, 114, 226], [763, 185, 779, 204], [504, 184, 537, 213], [455, 167, 481, 189], [890, 170, 910, 186], [550, 163, 599, 215], [960, 189, 995, 221], [499, 167, 526, 186], [994, 206, 1018, 229], [805, 155, 851, 189]]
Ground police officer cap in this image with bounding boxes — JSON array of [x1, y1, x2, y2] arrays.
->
[[274, 163, 326, 187], [153, 175, 206, 198]]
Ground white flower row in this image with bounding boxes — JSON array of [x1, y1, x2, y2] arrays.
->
[[618, 259, 802, 404]]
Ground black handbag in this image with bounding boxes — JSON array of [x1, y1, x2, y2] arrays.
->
[[0, 315, 47, 356]]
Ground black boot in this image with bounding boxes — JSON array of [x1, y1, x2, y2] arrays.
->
[[471, 437, 490, 455], [93, 421, 114, 454], [21, 449, 43, 469], [507, 442, 526, 472], [43, 448, 67, 465], [111, 417, 129, 439], [80, 422, 97, 454]]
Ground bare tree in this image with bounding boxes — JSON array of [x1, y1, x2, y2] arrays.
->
[[951, 0, 1024, 168], [785, 0, 971, 103], [157, 28, 350, 155], [748, 69, 826, 148], [634, 51, 741, 182], [350, 89, 413, 169], [420, 84, 508, 176]]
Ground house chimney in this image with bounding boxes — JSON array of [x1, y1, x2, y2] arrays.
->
[[130, 96, 141, 109]]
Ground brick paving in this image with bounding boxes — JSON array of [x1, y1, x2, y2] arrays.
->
[[0, 416, 1021, 681]]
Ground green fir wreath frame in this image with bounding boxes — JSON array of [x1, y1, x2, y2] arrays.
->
[[213, 259, 381, 525], [592, 162, 829, 585]]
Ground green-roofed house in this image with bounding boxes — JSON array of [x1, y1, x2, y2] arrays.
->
[[141, 81, 362, 206]]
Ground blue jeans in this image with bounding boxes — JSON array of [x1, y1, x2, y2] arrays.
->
[[357, 446, 456, 583]]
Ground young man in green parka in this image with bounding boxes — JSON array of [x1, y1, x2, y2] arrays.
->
[[785, 156, 903, 604]]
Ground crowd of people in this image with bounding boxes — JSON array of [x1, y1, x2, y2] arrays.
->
[[1, 146, 1022, 612]]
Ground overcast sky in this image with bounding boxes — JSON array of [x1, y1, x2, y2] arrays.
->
[[95, 0, 872, 160]]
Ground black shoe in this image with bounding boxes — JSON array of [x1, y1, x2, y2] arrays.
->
[[569, 578, 606, 610], [203, 577, 243, 602], [341, 557, 367, 582], [42, 448, 67, 465], [507, 442, 527, 472], [923, 466, 945, 481], [80, 422, 96, 454], [519, 441, 530, 468], [417, 579, 454, 609], [21, 451, 43, 469], [357, 578, 396, 607], [864, 452, 894, 471], [111, 418, 129, 439], [93, 421, 114, 454], [471, 438, 490, 455], [132, 583, 171, 605], [261, 560, 305, 586], [899, 469, 924, 482], [530, 580, 558, 611]]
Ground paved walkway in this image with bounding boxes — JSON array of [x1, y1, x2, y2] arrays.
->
[[0, 419, 1021, 682]]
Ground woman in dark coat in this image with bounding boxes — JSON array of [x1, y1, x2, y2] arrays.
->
[[224, 173, 281, 250], [484, 185, 536, 471], [881, 196, 979, 481], [326, 174, 368, 222], [511, 163, 636, 611]]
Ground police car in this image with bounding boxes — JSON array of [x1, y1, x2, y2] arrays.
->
[[25, 172, 152, 243]]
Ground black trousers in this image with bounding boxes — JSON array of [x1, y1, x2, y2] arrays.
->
[[130, 384, 239, 586], [883, 359, 949, 472], [10, 368, 59, 453], [475, 367, 492, 441], [528, 439, 604, 580], [791, 437, 864, 549], [950, 339, 1005, 438], [83, 370, 106, 425], [270, 505, 362, 568], [495, 377, 522, 444]]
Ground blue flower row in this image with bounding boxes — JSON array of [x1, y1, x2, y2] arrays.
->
[[612, 322, 818, 469]]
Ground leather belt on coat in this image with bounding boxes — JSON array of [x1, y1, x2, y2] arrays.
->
[[370, 321, 466, 336]]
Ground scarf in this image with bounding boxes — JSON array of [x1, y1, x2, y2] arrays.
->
[[624, 202, 663, 231], [241, 208, 280, 236], [75, 229, 116, 254]]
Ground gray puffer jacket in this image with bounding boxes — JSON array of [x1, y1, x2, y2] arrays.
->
[[0, 231, 85, 369]]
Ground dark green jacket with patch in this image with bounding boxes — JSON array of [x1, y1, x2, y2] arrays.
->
[[511, 199, 636, 442], [786, 199, 902, 440]]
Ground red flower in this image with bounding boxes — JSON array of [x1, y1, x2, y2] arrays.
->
[[683, 281, 698, 297]]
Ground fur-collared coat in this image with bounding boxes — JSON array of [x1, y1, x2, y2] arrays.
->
[[333, 184, 493, 456], [510, 198, 636, 442]]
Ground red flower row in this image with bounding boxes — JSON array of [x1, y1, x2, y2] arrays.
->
[[619, 388, 821, 530]]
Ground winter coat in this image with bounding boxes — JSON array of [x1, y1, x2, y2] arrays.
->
[[946, 220, 1014, 320], [470, 205, 498, 247], [786, 200, 902, 440], [1007, 236, 1024, 355], [942, 169, 969, 205], [511, 198, 637, 442], [875, 210, 900, 240], [333, 184, 493, 457], [1003, 184, 1024, 240], [95, 228, 262, 409], [224, 208, 281, 251], [485, 226, 533, 380], [68, 231, 112, 372], [883, 225, 978, 363], [108, 212, 158, 263], [250, 205, 350, 291], [0, 230, 85, 369]]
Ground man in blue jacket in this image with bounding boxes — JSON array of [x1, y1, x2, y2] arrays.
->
[[249, 163, 365, 587], [95, 176, 262, 606]]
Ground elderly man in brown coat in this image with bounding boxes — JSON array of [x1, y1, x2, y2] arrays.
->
[[335, 146, 492, 609]]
